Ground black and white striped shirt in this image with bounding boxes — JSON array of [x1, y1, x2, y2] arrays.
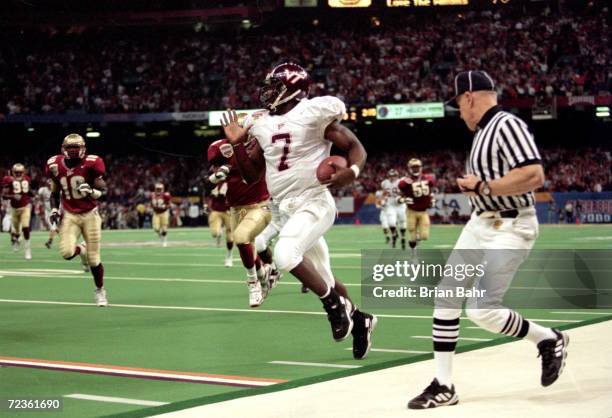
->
[[467, 105, 542, 212]]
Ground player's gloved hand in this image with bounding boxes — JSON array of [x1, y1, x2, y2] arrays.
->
[[209, 165, 231, 184], [77, 183, 93, 196], [50, 208, 61, 226]]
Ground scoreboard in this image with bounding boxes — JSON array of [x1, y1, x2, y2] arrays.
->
[[319, 0, 515, 7]]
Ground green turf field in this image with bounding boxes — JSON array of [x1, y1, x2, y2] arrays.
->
[[1, 225, 611, 417]]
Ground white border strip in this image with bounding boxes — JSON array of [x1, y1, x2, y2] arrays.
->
[[269, 361, 360, 369]]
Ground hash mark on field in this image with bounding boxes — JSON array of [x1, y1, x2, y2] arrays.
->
[[344, 348, 430, 354], [269, 361, 360, 369], [0, 299, 583, 323], [550, 311, 612, 315], [64, 394, 168, 407], [412, 336, 492, 342]]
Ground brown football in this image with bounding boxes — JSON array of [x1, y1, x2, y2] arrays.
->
[[316, 155, 348, 182]]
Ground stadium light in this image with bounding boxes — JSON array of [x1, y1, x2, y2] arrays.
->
[[86, 131, 101, 138], [595, 106, 610, 118]]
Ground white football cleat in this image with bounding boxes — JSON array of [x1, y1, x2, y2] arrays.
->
[[248, 280, 264, 308], [224, 255, 233, 267], [12, 240, 20, 252], [24, 248, 32, 260], [162, 236, 168, 247], [78, 242, 89, 272], [268, 267, 282, 289], [94, 288, 108, 307]]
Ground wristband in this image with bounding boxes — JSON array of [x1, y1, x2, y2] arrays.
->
[[349, 164, 360, 178]]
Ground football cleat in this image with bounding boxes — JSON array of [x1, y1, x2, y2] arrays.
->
[[24, 248, 32, 260], [224, 255, 233, 267], [78, 242, 89, 272], [45, 240, 53, 249], [268, 268, 282, 289], [408, 378, 459, 409], [94, 288, 108, 307], [538, 328, 569, 387], [321, 290, 354, 342], [162, 236, 168, 248], [351, 310, 378, 360], [301, 284, 309, 294], [248, 280, 264, 308], [12, 239, 20, 252]]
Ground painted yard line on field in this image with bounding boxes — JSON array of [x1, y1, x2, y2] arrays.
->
[[268, 361, 361, 369], [0, 356, 285, 388], [412, 336, 491, 342], [550, 311, 612, 315], [0, 299, 582, 323], [64, 394, 168, 407], [343, 348, 430, 354]]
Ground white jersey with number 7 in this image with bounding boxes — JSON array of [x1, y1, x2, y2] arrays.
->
[[247, 96, 346, 202]]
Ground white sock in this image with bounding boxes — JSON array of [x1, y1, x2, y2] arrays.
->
[[246, 267, 257, 282], [226, 249, 233, 259], [524, 321, 556, 344], [256, 265, 265, 280], [24, 239, 31, 249], [435, 351, 454, 388]]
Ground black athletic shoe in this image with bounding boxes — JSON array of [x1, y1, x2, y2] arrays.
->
[[408, 378, 459, 409], [537, 329, 569, 387], [301, 284, 309, 293], [351, 310, 377, 360], [45, 240, 52, 249], [321, 290, 353, 342]]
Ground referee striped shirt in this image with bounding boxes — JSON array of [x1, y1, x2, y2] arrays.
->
[[467, 105, 542, 212]]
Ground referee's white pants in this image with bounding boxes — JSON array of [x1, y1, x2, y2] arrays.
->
[[273, 190, 336, 289], [435, 208, 539, 329]]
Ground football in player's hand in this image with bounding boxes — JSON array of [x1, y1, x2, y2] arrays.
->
[[317, 156, 348, 183]]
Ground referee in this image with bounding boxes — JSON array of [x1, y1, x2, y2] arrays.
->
[[407, 71, 569, 409]]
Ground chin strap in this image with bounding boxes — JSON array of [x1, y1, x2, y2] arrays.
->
[[269, 87, 302, 111]]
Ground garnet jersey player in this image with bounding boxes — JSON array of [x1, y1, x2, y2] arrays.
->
[[381, 169, 408, 249], [398, 158, 436, 258], [221, 62, 376, 360], [151, 183, 172, 247], [206, 137, 272, 307], [45, 133, 109, 307], [206, 181, 234, 267], [1, 163, 33, 259]]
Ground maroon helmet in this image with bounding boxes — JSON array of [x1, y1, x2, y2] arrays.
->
[[259, 62, 311, 112]]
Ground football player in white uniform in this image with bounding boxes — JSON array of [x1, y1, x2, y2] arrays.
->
[[221, 63, 377, 360], [381, 169, 408, 250], [38, 179, 59, 248], [375, 189, 391, 244]]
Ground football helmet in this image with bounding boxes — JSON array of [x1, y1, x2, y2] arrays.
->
[[11, 163, 25, 179], [408, 158, 422, 177], [388, 169, 399, 178], [62, 133, 86, 160], [155, 183, 164, 193], [259, 62, 311, 112]]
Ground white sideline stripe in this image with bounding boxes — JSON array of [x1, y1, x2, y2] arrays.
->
[[0, 299, 582, 323], [64, 394, 168, 407], [1, 271, 609, 293], [269, 361, 360, 369], [412, 336, 492, 342], [550, 311, 612, 315], [344, 348, 430, 354]]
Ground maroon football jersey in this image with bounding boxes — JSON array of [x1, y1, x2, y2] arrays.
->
[[2, 175, 32, 208], [152, 192, 172, 213], [45, 154, 106, 214], [399, 174, 435, 212], [209, 183, 228, 212], [207, 139, 269, 207]]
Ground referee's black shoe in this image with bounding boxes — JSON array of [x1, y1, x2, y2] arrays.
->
[[408, 378, 458, 409], [351, 310, 378, 359], [537, 328, 569, 387]]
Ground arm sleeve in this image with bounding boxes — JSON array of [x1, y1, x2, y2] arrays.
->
[[497, 117, 542, 169]]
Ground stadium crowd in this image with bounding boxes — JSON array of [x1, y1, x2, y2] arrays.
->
[[2, 146, 610, 229], [1, 9, 609, 114]]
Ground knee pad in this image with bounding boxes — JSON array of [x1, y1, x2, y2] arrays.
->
[[273, 238, 302, 272]]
